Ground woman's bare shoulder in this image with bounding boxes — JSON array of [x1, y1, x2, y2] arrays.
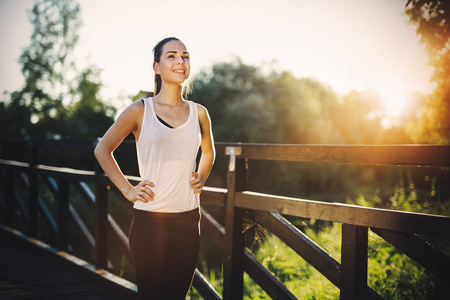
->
[[195, 103, 208, 117], [119, 99, 145, 117], [111, 99, 146, 132]]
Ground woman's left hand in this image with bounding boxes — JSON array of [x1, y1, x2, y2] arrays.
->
[[190, 172, 203, 194]]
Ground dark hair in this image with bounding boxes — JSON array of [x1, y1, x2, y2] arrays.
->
[[153, 37, 184, 96]]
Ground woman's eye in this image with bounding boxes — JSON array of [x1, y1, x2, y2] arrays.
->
[[183, 56, 190, 60]]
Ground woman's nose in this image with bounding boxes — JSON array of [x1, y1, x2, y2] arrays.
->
[[176, 56, 184, 65]]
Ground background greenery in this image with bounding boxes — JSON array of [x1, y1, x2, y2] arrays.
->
[[0, 0, 449, 299]]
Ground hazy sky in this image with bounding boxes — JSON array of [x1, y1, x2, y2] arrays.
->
[[0, 0, 434, 115]]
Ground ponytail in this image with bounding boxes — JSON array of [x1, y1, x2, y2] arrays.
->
[[154, 73, 162, 96]]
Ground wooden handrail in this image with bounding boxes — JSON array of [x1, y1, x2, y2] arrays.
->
[[215, 143, 450, 166], [234, 191, 450, 236]]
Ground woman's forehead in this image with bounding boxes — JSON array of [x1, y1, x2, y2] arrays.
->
[[162, 40, 188, 54]]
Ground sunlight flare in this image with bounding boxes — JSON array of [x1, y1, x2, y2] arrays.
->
[[383, 89, 407, 117]]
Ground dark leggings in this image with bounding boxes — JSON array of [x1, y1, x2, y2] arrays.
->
[[129, 208, 200, 300]]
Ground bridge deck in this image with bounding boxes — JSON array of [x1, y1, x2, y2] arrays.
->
[[0, 227, 137, 300]]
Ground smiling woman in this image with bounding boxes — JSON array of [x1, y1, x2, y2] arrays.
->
[[94, 37, 215, 299], [153, 37, 191, 97]]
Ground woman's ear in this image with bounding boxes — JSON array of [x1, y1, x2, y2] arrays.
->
[[153, 62, 160, 74]]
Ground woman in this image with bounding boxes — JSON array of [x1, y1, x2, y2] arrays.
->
[[94, 37, 215, 299]]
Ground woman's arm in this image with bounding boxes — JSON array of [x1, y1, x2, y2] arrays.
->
[[94, 101, 154, 203], [191, 104, 215, 193]]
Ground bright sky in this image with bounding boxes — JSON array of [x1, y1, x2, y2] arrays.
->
[[0, 0, 435, 117]]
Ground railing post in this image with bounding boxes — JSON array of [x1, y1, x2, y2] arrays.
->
[[57, 178, 70, 251], [5, 169, 14, 226], [28, 141, 39, 237], [94, 160, 108, 269], [340, 224, 368, 300], [223, 146, 246, 300]]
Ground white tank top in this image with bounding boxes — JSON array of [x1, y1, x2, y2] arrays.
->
[[134, 97, 201, 212]]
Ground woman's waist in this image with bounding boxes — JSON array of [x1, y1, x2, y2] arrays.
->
[[139, 160, 195, 180], [132, 207, 200, 226]]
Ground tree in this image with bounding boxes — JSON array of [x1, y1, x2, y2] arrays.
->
[[404, 0, 450, 144], [1, 0, 115, 139], [68, 67, 116, 138], [191, 57, 393, 145], [15, 0, 80, 136], [191, 57, 268, 141]]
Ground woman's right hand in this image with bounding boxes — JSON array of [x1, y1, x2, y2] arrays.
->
[[125, 180, 155, 203]]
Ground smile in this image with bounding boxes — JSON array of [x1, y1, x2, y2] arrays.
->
[[173, 69, 185, 75]]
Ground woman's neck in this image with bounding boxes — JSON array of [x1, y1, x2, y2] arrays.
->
[[155, 84, 184, 106]]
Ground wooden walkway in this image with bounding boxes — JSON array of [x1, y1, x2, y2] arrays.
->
[[0, 226, 137, 300]]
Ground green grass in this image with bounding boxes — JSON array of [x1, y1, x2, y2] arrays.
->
[[189, 219, 449, 299]]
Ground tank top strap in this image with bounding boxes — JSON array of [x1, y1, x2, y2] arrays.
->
[[188, 100, 199, 129]]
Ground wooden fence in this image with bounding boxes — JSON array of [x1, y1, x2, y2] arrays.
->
[[0, 139, 449, 299]]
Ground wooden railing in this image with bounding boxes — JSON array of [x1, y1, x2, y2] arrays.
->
[[0, 139, 449, 299]]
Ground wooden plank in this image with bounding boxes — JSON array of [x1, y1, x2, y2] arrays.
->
[[236, 191, 450, 236], [216, 143, 450, 166], [39, 198, 57, 234], [107, 213, 133, 261], [28, 144, 39, 238], [202, 186, 227, 207], [0, 160, 98, 182], [57, 178, 70, 251], [74, 181, 96, 209], [94, 175, 108, 269], [39, 176, 58, 233], [200, 207, 225, 248], [192, 269, 222, 300], [0, 224, 138, 299], [14, 189, 29, 226], [340, 225, 368, 300], [372, 228, 450, 283], [243, 249, 297, 299], [69, 204, 95, 251], [4, 169, 14, 226], [223, 158, 247, 300], [37, 164, 96, 182], [255, 211, 341, 287], [0, 159, 30, 169]]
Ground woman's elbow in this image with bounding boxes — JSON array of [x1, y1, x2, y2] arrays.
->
[[208, 148, 216, 163], [94, 145, 101, 161], [94, 141, 106, 161]]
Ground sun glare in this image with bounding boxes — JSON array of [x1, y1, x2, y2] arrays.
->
[[383, 90, 407, 116], [380, 90, 408, 127]]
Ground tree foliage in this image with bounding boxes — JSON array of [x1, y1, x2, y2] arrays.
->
[[404, 0, 450, 144], [1, 0, 114, 139], [15, 0, 80, 115], [191, 57, 407, 146]]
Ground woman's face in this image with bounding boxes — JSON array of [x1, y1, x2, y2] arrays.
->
[[154, 40, 190, 85]]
